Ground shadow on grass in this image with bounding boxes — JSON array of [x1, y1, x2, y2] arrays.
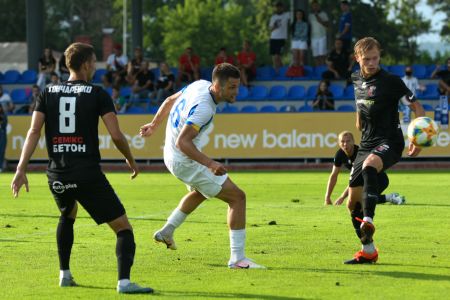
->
[[305, 268, 450, 281], [403, 203, 450, 208], [162, 290, 307, 299], [75, 284, 111, 290]]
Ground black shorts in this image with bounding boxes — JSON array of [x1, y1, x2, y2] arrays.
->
[[49, 174, 126, 225], [349, 141, 404, 187], [270, 39, 286, 55]]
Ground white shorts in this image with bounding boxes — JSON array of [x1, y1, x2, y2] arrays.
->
[[311, 36, 327, 57], [291, 40, 308, 50], [164, 159, 228, 198]]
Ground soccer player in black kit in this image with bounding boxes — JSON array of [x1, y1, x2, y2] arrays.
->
[[344, 37, 425, 264], [11, 43, 153, 293]]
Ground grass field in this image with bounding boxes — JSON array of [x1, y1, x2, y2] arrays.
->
[[1, 170, 449, 299]]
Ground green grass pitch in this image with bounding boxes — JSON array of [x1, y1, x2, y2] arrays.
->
[[1, 170, 449, 299]]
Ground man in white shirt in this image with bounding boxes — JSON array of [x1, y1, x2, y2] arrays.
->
[[139, 63, 265, 269], [102, 44, 129, 87], [308, 0, 329, 66], [269, 1, 290, 73]]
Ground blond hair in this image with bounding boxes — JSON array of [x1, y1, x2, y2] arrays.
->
[[354, 37, 382, 58], [338, 131, 354, 142]]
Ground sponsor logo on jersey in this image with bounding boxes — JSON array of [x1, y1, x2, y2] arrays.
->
[[52, 136, 86, 153], [367, 86, 376, 97]]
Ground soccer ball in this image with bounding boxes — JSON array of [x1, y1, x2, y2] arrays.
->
[[407, 117, 439, 147]]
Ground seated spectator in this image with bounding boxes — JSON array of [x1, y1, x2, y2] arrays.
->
[[322, 38, 354, 83], [37, 48, 56, 90], [58, 54, 70, 81], [312, 80, 334, 111], [131, 61, 155, 103], [155, 62, 175, 105], [112, 86, 129, 113], [290, 9, 308, 67], [176, 47, 200, 87], [215, 47, 235, 65], [0, 85, 14, 114], [431, 57, 450, 96], [236, 40, 256, 87], [14, 85, 40, 114], [402, 66, 425, 96], [102, 44, 128, 87], [126, 47, 144, 85], [49, 72, 60, 85]]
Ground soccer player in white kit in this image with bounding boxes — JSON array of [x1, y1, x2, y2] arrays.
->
[[139, 63, 265, 269]]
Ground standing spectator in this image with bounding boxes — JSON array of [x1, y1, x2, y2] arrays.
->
[[59, 54, 70, 81], [126, 47, 144, 85], [155, 62, 175, 105], [215, 47, 235, 66], [0, 85, 14, 172], [236, 40, 256, 87], [290, 9, 308, 67], [431, 57, 450, 97], [130, 61, 155, 104], [308, 0, 330, 66], [37, 48, 57, 91], [269, 1, 291, 73], [402, 66, 425, 96], [176, 47, 200, 87], [103, 44, 128, 87], [322, 38, 354, 83], [312, 80, 334, 111], [338, 1, 352, 52]]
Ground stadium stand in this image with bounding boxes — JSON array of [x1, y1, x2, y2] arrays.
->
[[337, 104, 356, 112], [0, 70, 21, 84], [286, 85, 306, 100], [11, 88, 28, 104], [18, 70, 37, 84], [298, 105, 314, 112], [260, 105, 278, 112], [240, 105, 258, 113], [247, 85, 268, 101], [267, 85, 287, 100]]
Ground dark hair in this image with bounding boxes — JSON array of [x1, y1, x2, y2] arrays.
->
[[341, 0, 350, 5], [212, 63, 240, 86], [316, 79, 331, 96], [64, 43, 95, 72], [291, 9, 306, 36]]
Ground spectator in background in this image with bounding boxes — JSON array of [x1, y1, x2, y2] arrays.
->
[[431, 57, 450, 97], [112, 86, 128, 113], [37, 48, 56, 91], [337, 1, 352, 52], [402, 66, 425, 96], [28, 85, 41, 114], [322, 38, 354, 83], [130, 61, 155, 104], [312, 80, 334, 111], [269, 1, 290, 73], [58, 54, 70, 81], [50, 72, 60, 85], [126, 47, 144, 85], [176, 47, 200, 87], [0, 85, 14, 172], [308, 0, 329, 66], [103, 44, 128, 87], [236, 40, 256, 87], [215, 47, 235, 66], [290, 9, 308, 67], [155, 62, 175, 105]]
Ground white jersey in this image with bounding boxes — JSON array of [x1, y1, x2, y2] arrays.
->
[[164, 80, 217, 163]]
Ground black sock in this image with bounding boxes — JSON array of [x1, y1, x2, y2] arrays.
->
[[362, 166, 379, 219], [116, 229, 135, 280], [378, 195, 387, 204], [351, 202, 363, 238], [56, 216, 75, 270]]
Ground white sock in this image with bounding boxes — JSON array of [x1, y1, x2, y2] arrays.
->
[[229, 229, 246, 264], [165, 208, 187, 229], [363, 216, 373, 224], [362, 243, 376, 254], [118, 279, 130, 287], [60, 269, 72, 279]]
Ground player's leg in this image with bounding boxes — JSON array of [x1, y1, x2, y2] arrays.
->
[[377, 172, 406, 205], [216, 178, 265, 269], [347, 186, 363, 239], [154, 190, 206, 250]]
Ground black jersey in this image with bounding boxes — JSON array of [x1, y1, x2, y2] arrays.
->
[[352, 69, 415, 150], [35, 80, 116, 180], [334, 145, 359, 170]]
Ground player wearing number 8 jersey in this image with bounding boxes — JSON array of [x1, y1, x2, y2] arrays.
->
[[140, 63, 265, 269], [11, 42, 153, 293]]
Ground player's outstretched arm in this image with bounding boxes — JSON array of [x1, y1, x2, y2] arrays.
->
[[11, 111, 45, 198], [408, 101, 426, 157], [325, 166, 340, 205], [176, 125, 227, 176], [139, 91, 182, 137], [102, 112, 139, 179], [335, 185, 349, 206]]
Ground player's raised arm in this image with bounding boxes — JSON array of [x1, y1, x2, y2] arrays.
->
[[102, 112, 139, 179], [11, 111, 45, 198], [139, 90, 182, 137]]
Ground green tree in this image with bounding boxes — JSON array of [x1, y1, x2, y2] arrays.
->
[[0, 0, 26, 42], [427, 0, 449, 42]]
